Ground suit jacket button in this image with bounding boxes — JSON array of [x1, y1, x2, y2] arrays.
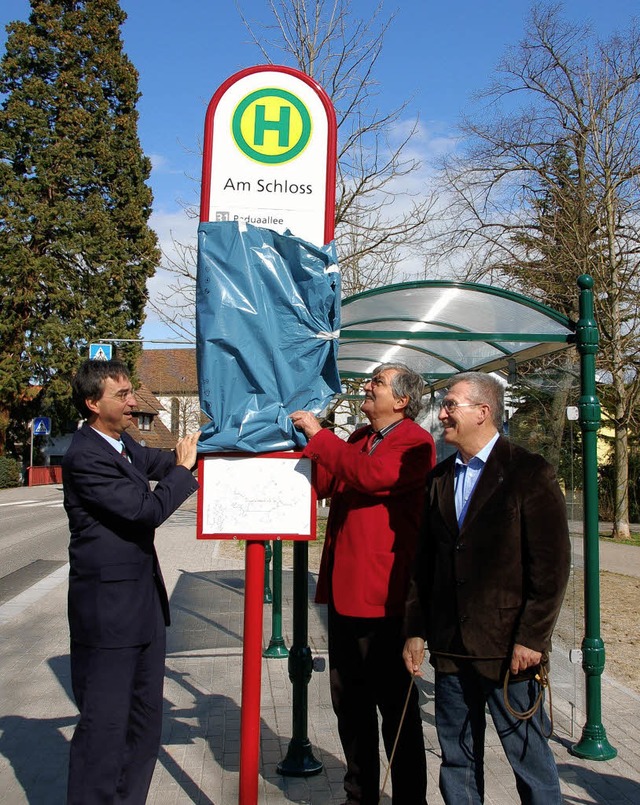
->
[[457, 578, 466, 585]]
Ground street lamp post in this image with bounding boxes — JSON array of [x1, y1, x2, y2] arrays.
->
[[570, 274, 617, 761]]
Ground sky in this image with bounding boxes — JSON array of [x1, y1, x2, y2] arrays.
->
[[0, 0, 636, 346]]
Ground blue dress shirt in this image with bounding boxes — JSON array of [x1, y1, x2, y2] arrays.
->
[[454, 432, 500, 527]]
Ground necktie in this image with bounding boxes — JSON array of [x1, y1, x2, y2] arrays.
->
[[363, 429, 379, 455], [120, 442, 130, 462]]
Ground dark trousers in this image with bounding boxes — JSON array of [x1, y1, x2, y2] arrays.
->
[[67, 595, 166, 804], [328, 605, 427, 805]]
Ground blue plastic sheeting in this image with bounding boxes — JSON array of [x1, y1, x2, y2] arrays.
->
[[196, 221, 341, 453]]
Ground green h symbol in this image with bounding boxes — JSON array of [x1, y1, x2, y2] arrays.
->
[[254, 104, 290, 147]]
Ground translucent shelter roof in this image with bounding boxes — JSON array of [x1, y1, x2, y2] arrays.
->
[[338, 280, 576, 389]]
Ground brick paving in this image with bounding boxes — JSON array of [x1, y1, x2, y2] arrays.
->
[[0, 492, 639, 804]]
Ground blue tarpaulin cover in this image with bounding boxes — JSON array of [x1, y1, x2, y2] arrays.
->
[[196, 220, 341, 453]]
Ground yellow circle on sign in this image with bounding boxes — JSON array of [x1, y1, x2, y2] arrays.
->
[[232, 88, 312, 164]]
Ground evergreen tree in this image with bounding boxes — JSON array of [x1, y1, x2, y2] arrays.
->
[[0, 0, 160, 454], [508, 144, 598, 321]]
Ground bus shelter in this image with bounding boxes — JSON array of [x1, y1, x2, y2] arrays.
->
[[332, 273, 614, 761]]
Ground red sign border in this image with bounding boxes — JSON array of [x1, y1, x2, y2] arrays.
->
[[196, 451, 317, 541], [199, 64, 337, 244]]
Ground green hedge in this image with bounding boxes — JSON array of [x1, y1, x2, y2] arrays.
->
[[0, 456, 22, 488]]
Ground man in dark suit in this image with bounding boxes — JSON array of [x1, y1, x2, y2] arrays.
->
[[291, 362, 435, 805], [62, 359, 200, 804], [404, 371, 570, 805]]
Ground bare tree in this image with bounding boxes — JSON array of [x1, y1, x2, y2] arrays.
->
[[150, 0, 434, 334], [429, 3, 640, 538], [151, 235, 197, 342], [241, 0, 435, 294], [169, 393, 202, 437]]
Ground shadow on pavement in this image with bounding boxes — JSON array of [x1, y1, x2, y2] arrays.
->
[[166, 567, 343, 795], [556, 761, 640, 803], [0, 711, 75, 804]]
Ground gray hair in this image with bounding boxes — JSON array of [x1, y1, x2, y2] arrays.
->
[[371, 362, 425, 420], [447, 371, 504, 430]]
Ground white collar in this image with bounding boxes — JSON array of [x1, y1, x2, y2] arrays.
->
[[91, 427, 124, 453]]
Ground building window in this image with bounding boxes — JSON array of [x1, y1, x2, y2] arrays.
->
[[138, 414, 152, 432], [171, 398, 179, 435]]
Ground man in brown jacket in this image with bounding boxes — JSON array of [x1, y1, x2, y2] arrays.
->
[[404, 371, 570, 805]]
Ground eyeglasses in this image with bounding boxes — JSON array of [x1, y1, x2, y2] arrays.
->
[[439, 400, 485, 413], [110, 389, 136, 402]]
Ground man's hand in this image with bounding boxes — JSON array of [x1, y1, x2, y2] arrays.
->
[[290, 410, 322, 439], [403, 637, 425, 676], [175, 431, 201, 470], [510, 643, 542, 675]]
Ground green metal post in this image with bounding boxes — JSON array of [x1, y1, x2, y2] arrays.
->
[[277, 541, 323, 776], [264, 540, 289, 658], [263, 540, 273, 604], [570, 274, 617, 761]]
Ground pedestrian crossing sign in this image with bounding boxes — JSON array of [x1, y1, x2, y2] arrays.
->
[[33, 417, 51, 436], [89, 343, 113, 361]]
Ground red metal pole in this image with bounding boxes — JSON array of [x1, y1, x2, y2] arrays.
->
[[238, 539, 266, 805]]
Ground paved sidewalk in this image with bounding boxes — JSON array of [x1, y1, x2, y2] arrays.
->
[[1, 494, 639, 803], [569, 521, 640, 578]]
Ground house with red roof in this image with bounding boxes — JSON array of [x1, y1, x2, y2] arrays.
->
[[137, 348, 202, 437]]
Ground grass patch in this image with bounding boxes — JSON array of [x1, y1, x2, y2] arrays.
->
[[568, 524, 640, 547], [599, 532, 640, 547]]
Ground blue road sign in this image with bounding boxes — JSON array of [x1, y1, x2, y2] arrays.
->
[[33, 417, 51, 436], [89, 343, 113, 361]]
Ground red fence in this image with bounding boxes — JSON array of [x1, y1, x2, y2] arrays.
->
[[27, 466, 63, 486]]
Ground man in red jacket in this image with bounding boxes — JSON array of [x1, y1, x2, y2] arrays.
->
[[291, 362, 435, 805]]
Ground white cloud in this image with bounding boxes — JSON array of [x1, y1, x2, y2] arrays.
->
[[150, 207, 198, 256], [148, 153, 168, 171], [148, 152, 185, 175]]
